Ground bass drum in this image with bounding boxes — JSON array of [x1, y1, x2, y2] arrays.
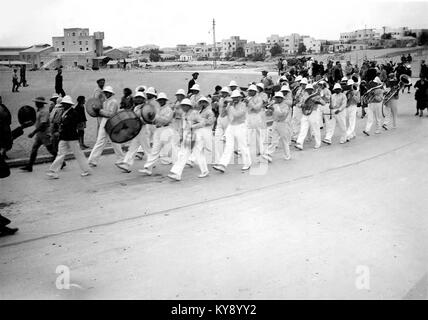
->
[[105, 110, 142, 144], [85, 98, 103, 117], [17, 105, 36, 126]]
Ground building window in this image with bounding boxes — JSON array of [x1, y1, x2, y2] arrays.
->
[[62, 48, 65, 52], [72, 32, 75, 36], [79, 41, 82, 45], [73, 41, 76, 44], [62, 41, 64, 45], [57, 48, 59, 51], [86, 48, 89, 51], [80, 48, 82, 51], [86, 41, 88, 45]]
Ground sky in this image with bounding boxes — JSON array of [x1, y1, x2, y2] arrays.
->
[[1, 0, 428, 48]]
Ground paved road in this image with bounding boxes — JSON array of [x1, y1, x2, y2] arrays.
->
[[1, 93, 427, 299]]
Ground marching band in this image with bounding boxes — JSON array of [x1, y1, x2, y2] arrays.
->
[[4, 64, 415, 182]]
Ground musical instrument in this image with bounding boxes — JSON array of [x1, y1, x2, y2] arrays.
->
[[85, 98, 103, 117], [383, 74, 411, 105], [140, 104, 157, 124], [361, 82, 383, 105], [17, 105, 36, 126], [302, 93, 322, 116], [105, 110, 143, 144]]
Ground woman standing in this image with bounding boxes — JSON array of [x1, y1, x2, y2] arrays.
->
[[414, 76, 428, 117], [75, 96, 89, 149]]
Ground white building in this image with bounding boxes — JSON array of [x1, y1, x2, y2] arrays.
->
[[221, 36, 247, 58], [302, 37, 321, 53], [340, 28, 381, 42], [244, 42, 266, 57]]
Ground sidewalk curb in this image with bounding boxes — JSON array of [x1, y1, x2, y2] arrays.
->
[[6, 146, 130, 168]]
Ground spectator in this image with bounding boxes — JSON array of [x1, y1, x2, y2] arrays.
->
[[12, 69, 19, 92], [419, 60, 428, 79], [55, 68, 65, 97], [414, 75, 428, 117], [188, 72, 199, 94], [120, 88, 134, 110]]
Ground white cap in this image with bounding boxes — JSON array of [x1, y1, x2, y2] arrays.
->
[[180, 98, 192, 107], [220, 86, 230, 94], [280, 85, 291, 92], [347, 79, 355, 85], [305, 84, 314, 90], [274, 91, 284, 99], [229, 80, 238, 87], [60, 95, 74, 105], [256, 83, 264, 90], [191, 84, 200, 91], [198, 96, 209, 103], [341, 76, 348, 82], [248, 84, 258, 92], [373, 77, 382, 84], [280, 75, 288, 81], [175, 89, 186, 96], [103, 86, 115, 94], [134, 92, 146, 99], [333, 83, 342, 90], [300, 78, 308, 85], [295, 75, 303, 82], [146, 87, 157, 97], [231, 90, 242, 98], [135, 85, 147, 92], [157, 92, 168, 101], [51, 93, 59, 100]]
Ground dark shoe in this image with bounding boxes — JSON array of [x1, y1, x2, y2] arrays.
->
[[415, 112, 419, 116], [0, 226, 19, 237], [61, 161, 66, 170], [363, 131, 370, 136], [81, 144, 90, 149], [20, 166, 32, 172], [382, 124, 388, 131]]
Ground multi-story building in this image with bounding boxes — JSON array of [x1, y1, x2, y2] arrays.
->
[[340, 28, 381, 43], [192, 42, 221, 59], [220, 36, 247, 58], [302, 37, 321, 53], [176, 44, 189, 52], [265, 33, 306, 54], [19, 44, 55, 69], [51, 28, 104, 68], [244, 42, 266, 57]]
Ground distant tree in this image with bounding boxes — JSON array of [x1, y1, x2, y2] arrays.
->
[[270, 43, 283, 57], [381, 33, 392, 40], [149, 49, 162, 62], [249, 52, 265, 62], [233, 47, 245, 58], [297, 43, 306, 54], [419, 31, 428, 45]]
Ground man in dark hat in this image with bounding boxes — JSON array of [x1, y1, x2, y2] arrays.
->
[[188, 72, 199, 94], [21, 97, 57, 172]]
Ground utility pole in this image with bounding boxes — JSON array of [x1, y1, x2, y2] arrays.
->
[[212, 18, 217, 69]]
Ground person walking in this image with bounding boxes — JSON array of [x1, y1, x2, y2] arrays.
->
[[75, 96, 89, 149], [21, 97, 57, 172], [87, 86, 125, 167], [46, 96, 90, 179]]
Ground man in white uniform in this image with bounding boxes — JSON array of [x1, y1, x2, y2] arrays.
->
[[88, 86, 125, 167], [213, 90, 251, 173], [322, 83, 348, 145]]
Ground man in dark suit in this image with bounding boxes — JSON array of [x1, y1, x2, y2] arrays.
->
[[187, 72, 199, 94], [55, 68, 65, 97]]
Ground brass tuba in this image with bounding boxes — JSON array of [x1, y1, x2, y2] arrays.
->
[[383, 74, 411, 104]]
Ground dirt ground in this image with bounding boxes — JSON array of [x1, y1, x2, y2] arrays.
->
[[0, 90, 427, 299]]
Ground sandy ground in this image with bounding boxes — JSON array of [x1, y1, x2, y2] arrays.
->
[[0, 91, 427, 299]]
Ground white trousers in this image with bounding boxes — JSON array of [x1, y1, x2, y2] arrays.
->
[[214, 117, 228, 163], [218, 123, 251, 168], [296, 111, 321, 148], [247, 113, 267, 156], [170, 129, 210, 178], [365, 102, 383, 133], [50, 140, 90, 174], [346, 105, 358, 139], [144, 126, 176, 169], [121, 127, 151, 168], [88, 118, 125, 165], [324, 110, 347, 143], [383, 99, 398, 129], [319, 103, 330, 128], [265, 121, 291, 158], [291, 107, 302, 140]]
